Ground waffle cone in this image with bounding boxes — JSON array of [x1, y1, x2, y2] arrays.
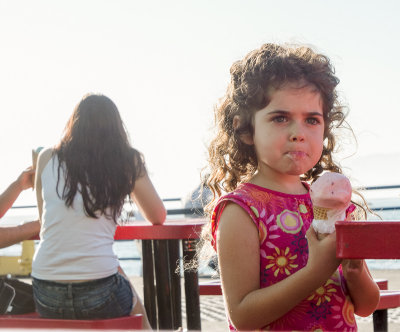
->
[[312, 206, 331, 240], [313, 206, 329, 220]]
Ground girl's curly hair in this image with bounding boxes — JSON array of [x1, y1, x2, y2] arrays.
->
[[207, 43, 349, 205], [193, 44, 369, 270]]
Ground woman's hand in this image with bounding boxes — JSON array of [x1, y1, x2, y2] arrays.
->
[[0, 167, 36, 218], [16, 167, 35, 191]]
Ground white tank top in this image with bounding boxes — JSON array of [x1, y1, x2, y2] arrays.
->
[[32, 156, 119, 280]]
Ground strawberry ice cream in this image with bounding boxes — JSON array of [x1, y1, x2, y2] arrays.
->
[[310, 172, 353, 239]]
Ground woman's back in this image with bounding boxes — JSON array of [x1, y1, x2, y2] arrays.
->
[[32, 153, 118, 281]]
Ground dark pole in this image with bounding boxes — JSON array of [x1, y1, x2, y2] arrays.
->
[[154, 239, 174, 330], [373, 309, 388, 332], [168, 239, 182, 329], [142, 240, 157, 329], [182, 239, 201, 331]]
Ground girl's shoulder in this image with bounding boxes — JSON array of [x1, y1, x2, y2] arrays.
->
[[219, 182, 310, 204], [213, 183, 304, 222], [213, 182, 312, 227], [211, 183, 313, 250]]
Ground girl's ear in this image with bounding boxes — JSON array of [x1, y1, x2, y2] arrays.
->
[[233, 115, 254, 145]]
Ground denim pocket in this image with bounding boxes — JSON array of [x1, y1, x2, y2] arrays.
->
[[32, 278, 67, 318], [33, 295, 66, 318], [78, 275, 133, 319], [32, 274, 134, 320]]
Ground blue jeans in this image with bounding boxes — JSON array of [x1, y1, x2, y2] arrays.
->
[[32, 273, 134, 319]]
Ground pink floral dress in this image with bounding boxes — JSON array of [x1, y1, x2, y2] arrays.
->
[[211, 183, 357, 331]]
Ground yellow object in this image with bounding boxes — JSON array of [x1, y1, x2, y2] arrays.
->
[[0, 240, 35, 276], [313, 206, 328, 220]]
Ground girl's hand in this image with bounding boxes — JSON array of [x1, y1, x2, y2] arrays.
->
[[17, 167, 35, 191], [306, 227, 341, 282], [342, 259, 365, 281]]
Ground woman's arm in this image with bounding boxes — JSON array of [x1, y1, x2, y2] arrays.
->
[[35, 148, 53, 223], [131, 171, 166, 225], [0, 220, 40, 249], [342, 259, 380, 316], [217, 203, 342, 330], [0, 167, 35, 218]]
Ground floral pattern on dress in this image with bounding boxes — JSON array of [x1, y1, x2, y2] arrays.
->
[[291, 230, 308, 256], [308, 278, 339, 306], [264, 246, 298, 277], [211, 182, 357, 331], [307, 301, 333, 321], [276, 209, 303, 234], [259, 213, 280, 249]]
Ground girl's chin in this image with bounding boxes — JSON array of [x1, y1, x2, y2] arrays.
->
[[285, 165, 311, 176], [258, 160, 315, 177]]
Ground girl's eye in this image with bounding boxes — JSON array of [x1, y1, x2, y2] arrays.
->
[[272, 115, 287, 123], [306, 117, 320, 125]]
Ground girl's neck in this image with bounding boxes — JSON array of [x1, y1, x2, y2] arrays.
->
[[250, 170, 307, 195]]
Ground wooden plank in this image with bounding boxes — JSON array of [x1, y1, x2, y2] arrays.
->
[[182, 239, 201, 331], [0, 314, 142, 329], [142, 240, 157, 329], [30, 219, 206, 241], [168, 239, 182, 330], [199, 280, 222, 296], [114, 219, 205, 240], [153, 240, 173, 330], [336, 221, 400, 259], [199, 278, 388, 296], [376, 291, 400, 310]]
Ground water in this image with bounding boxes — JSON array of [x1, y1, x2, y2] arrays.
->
[[1, 195, 399, 275], [0, 201, 216, 277]]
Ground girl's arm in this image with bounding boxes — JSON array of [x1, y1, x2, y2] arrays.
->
[[0, 220, 40, 249], [342, 259, 380, 316], [131, 171, 166, 225], [217, 203, 341, 330], [0, 167, 35, 218]]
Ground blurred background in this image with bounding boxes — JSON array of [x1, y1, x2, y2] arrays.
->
[[1, 0, 399, 206]]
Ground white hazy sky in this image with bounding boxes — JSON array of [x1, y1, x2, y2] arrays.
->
[[1, 0, 400, 207]]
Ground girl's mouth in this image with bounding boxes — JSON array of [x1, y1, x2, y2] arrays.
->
[[286, 151, 307, 160]]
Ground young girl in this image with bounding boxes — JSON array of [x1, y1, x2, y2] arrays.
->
[[32, 94, 166, 328], [205, 43, 380, 331]]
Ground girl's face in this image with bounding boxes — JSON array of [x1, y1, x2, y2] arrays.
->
[[250, 83, 324, 181]]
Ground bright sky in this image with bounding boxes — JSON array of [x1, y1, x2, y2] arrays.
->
[[1, 0, 400, 207]]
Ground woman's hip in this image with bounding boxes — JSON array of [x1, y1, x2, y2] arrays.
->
[[32, 273, 134, 319]]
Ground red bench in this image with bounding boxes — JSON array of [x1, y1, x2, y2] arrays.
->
[[199, 279, 222, 296], [199, 279, 389, 295], [373, 290, 400, 332], [199, 278, 400, 332], [0, 312, 143, 330]]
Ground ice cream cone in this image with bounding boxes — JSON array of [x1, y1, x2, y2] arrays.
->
[[313, 206, 328, 220], [312, 206, 330, 240], [310, 172, 353, 240]]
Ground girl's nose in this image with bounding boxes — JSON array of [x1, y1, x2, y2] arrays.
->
[[289, 124, 305, 142]]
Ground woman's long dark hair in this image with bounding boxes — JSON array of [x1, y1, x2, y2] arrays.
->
[[54, 93, 145, 222]]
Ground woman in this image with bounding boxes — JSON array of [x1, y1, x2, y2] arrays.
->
[[32, 93, 166, 328]]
